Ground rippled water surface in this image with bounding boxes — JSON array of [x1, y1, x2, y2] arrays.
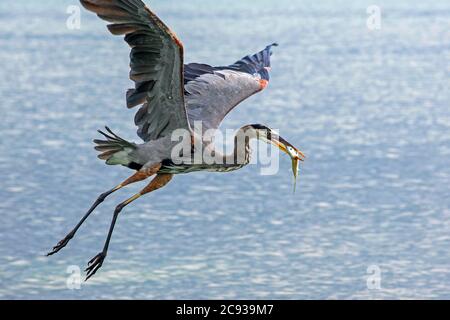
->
[[1, 0, 449, 299]]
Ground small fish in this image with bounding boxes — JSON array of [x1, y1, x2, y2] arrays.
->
[[286, 146, 302, 193], [291, 157, 299, 193]]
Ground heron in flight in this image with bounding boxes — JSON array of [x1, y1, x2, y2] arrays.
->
[[48, 0, 305, 280]]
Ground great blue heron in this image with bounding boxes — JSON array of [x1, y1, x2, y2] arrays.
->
[[48, 0, 305, 280]]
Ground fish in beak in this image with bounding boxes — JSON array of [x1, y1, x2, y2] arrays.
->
[[251, 124, 305, 192], [267, 132, 305, 193]]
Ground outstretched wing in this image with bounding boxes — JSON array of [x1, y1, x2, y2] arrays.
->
[[184, 43, 278, 133], [80, 0, 190, 142]]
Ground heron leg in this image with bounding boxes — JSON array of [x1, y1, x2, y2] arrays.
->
[[47, 165, 162, 256], [85, 173, 173, 280]]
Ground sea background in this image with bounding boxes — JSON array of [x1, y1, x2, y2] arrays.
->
[[0, 0, 449, 299]]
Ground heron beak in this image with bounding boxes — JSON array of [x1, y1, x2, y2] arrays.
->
[[270, 135, 305, 162], [268, 134, 305, 193], [256, 129, 305, 192]]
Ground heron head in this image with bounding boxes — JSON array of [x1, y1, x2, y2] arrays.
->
[[245, 123, 305, 192], [246, 124, 305, 162]]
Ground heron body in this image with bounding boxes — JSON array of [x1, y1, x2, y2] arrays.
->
[[158, 130, 253, 174], [158, 162, 248, 174], [48, 0, 305, 280]]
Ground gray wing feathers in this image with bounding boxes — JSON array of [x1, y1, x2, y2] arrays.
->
[[185, 70, 261, 133], [184, 44, 277, 133], [80, 0, 190, 142]]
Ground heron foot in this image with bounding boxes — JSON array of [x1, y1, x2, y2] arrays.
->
[[47, 232, 75, 256], [85, 251, 106, 281]]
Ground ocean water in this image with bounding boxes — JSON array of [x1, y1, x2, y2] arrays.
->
[[0, 0, 449, 299]]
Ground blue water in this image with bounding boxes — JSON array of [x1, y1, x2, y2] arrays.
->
[[1, 0, 449, 299]]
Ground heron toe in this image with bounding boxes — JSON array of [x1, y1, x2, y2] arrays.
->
[[47, 232, 74, 256], [85, 252, 106, 281]]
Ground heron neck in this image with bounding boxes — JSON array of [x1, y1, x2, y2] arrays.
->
[[221, 134, 252, 166]]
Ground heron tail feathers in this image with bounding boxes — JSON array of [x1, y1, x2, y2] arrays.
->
[[94, 127, 137, 166]]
